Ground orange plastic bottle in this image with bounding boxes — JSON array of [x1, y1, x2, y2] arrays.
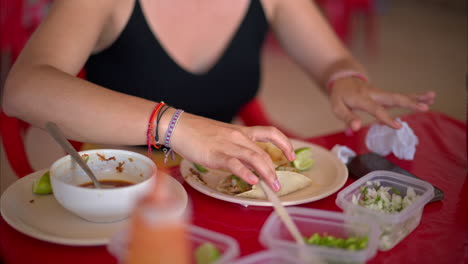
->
[[125, 171, 190, 264]]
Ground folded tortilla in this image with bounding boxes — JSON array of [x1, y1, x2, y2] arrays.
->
[[217, 170, 312, 199], [256, 142, 289, 166]]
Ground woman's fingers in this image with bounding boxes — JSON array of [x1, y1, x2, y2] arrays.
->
[[228, 130, 281, 191], [331, 82, 436, 130], [173, 117, 285, 191], [214, 141, 280, 191], [172, 113, 322, 192], [330, 78, 436, 131], [408, 91, 436, 105], [240, 126, 296, 161], [335, 91, 401, 129], [330, 97, 362, 130], [356, 96, 402, 129], [370, 91, 431, 112], [219, 154, 259, 184]]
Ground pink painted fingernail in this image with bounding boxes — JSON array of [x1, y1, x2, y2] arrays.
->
[[248, 174, 258, 184], [291, 152, 296, 161], [272, 179, 281, 192]]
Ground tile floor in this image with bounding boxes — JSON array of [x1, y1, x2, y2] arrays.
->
[[1, 0, 466, 194]]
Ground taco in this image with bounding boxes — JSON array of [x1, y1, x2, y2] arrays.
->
[[216, 170, 312, 199]]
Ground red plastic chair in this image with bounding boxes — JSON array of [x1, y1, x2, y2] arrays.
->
[[238, 98, 299, 139], [0, 112, 83, 178], [0, 0, 50, 60], [266, 0, 378, 55], [316, 0, 378, 53], [0, 0, 83, 178]]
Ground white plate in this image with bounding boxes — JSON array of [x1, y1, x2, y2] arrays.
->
[[0, 169, 188, 246], [180, 139, 348, 207]]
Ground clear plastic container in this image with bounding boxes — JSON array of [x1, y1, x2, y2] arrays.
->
[[190, 225, 240, 264], [259, 207, 380, 264], [108, 225, 239, 264], [228, 250, 308, 264], [335, 170, 434, 251]]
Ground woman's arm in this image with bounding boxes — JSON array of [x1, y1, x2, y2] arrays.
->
[[267, 0, 357, 86], [268, 0, 435, 130], [2, 0, 154, 144], [2, 0, 294, 190]]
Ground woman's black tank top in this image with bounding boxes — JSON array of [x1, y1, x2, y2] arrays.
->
[[85, 0, 268, 123]]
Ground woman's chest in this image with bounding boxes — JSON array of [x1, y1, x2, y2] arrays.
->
[[100, 0, 272, 75]]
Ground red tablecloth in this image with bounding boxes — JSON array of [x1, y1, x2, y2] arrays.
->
[[1, 111, 467, 264]]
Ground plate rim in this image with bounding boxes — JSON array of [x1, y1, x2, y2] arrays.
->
[[181, 139, 348, 207], [0, 169, 188, 246]]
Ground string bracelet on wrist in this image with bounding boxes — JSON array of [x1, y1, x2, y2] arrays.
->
[[146, 102, 166, 157], [326, 70, 369, 92], [162, 109, 184, 164]]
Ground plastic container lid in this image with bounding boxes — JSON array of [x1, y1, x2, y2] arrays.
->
[[259, 207, 380, 264], [229, 250, 308, 264], [190, 225, 240, 264], [335, 170, 435, 250], [107, 224, 239, 264]]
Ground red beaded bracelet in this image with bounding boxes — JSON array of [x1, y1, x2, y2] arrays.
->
[[146, 102, 166, 157], [326, 70, 369, 92]]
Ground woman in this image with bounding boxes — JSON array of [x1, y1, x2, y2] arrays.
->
[[2, 0, 435, 191]]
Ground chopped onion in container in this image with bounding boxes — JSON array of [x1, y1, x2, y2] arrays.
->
[[352, 181, 420, 214]]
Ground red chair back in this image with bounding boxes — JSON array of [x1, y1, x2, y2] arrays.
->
[[0, 0, 51, 59], [238, 98, 299, 139], [0, 112, 34, 177], [316, 0, 377, 53], [0, 111, 83, 178], [0, 0, 85, 178]]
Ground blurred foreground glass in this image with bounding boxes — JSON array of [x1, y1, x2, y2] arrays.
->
[[125, 174, 190, 264]]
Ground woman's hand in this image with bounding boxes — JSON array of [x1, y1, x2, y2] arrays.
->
[[169, 113, 296, 192], [329, 77, 436, 131]]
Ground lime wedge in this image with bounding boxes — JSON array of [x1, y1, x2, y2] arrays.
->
[[32, 171, 53, 195], [194, 242, 221, 264], [292, 147, 314, 171], [193, 163, 208, 173]]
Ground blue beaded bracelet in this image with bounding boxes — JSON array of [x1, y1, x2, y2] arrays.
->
[[164, 109, 184, 148]]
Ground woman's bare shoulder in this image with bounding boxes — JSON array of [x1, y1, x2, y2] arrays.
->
[[13, 0, 124, 74], [50, 0, 118, 17]]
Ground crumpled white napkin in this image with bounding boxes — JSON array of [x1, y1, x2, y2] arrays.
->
[[331, 145, 356, 164], [365, 118, 419, 160]]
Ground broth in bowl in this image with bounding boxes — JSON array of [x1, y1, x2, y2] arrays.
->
[[79, 179, 134, 189]]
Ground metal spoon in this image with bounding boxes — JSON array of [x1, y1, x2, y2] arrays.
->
[[45, 122, 101, 188]]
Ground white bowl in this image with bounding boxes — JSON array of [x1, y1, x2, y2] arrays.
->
[[50, 149, 156, 223]]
